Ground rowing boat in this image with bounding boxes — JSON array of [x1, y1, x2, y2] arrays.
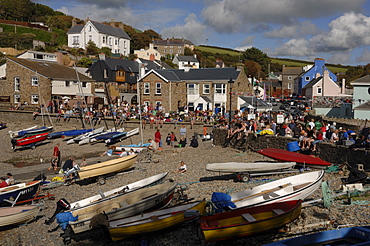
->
[[79, 127, 124, 145], [0, 205, 40, 227], [0, 181, 41, 206], [199, 200, 302, 242], [105, 128, 139, 144], [12, 132, 49, 150], [206, 162, 296, 173]]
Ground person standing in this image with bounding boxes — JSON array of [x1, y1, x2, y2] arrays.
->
[[53, 143, 61, 170], [154, 128, 162, 149], [170, 132, 177, 148], [179, 124, 187, 139]]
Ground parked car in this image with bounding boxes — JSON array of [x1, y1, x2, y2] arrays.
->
[[279, 104, 290, 111]]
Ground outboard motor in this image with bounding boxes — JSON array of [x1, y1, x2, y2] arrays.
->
[[45, 198, 71, 225]]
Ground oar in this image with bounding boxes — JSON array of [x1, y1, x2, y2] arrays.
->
[[232, 183, 292, 203]]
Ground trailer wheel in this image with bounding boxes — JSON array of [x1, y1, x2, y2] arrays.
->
[[237, 173, 250, 182], [98, 177, 106, 185], [31, 145, 36, 150]]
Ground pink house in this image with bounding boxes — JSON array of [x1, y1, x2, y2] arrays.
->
[[302, 70, 343, 98]]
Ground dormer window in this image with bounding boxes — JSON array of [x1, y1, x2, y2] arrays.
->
[[305, 76, 310, 81]]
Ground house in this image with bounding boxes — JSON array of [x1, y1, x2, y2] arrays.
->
[[67, 18, 131, 56], [152, 39, 194, 58], [139, 66, 252, 114], [87, 54, 139, 105], [134, 43, 161, 61], [172, 54, 199, 69], [350, 75, 370, 120], [281, 65, 302, 97], [302, 70, 341, 98], [295, 58, 337, 95], [1, 57, 95, 108]]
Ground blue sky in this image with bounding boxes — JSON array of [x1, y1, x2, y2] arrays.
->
[[33, 0, 370, 66]]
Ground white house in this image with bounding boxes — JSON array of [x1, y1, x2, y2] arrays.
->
[[134, 43, 161, 61], [351, 75, 370, 120], [67, 19, 131, 56], [172, 54, 199, 69]]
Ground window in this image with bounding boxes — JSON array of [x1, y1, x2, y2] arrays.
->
[[14, 77, 20, 91], [124, 41, 127, 48], [102, 36, 106, 43], [317, 87, 322, 94], [170, 45, 173, 48], [88, 25, 91, 32], [115, 39, 118, 45], [164, 45, 167, 48], [203, 84, 210, 94], [288, 76, 292, 80], [144, 82, 150, 94], [187, 84, 197, 94], [197, 103, 203, 110], [31, 94, 39, 104], [14, 94, 20, 103], [73, 36, 79, 45], [305, 76, 310, 81], [65, 81, 70, 87], [89, 35, 92, 41], [170, 49, 173, 53], [178, 46, 182, 48], [215, 84, 226, 94], [109, 37, 112, 45], [31, 77, 38, 86], [143, 101, 150, 107], [164, 49, 167, 53], [104, 69, 108, 78], [287, 83, 292, 89], [155, 83, 161, 94], [82, 82, 87, 87], [178, 50, 181, 54]]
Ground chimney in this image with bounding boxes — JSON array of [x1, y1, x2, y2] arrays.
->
[[342, 78, 346, 94], [149, 54, 155, 61], [72, 18, 77, 27], [85, 17, 90, 23], [194, 54, 197, 59], [119, 23, 124, 29], [99, 53, 106, 60], [110, 19, 115, 27], [54, 51, 63, 65], [184, 67, 191, 72]]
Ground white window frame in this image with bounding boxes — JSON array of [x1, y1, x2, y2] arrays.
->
[[143, 101, 150, 107], [73, 36, 79, 45], [215, 84, 226, 94], [187, 84, 198, 95], [31, 77, 39, 86], [14, 76, 20, 91], [203, 84, 210, 94], [14, 94, 20, 103], [89, 35, 92, 41], [288, 76, 292, 80], [317, 87, 322, 94], [287, 83, 292, 89], [155, 83, 161, 95], [143, 82, 150, 94], [102, 36, 106, 44], [31, 94, 39, 104], [305, 76, 310, 81]]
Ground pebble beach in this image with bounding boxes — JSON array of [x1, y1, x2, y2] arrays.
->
[[0, 118, 369, 246]]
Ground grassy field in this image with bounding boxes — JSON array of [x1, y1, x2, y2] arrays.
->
[[195, 46, 241, 56]]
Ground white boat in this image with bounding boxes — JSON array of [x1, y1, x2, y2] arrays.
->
[[206, 162, 296, 173], [66, 126, 105, 144], [79, 127, 124, 145], [9, 125, 38, 138], [105, 128, 139, 144], [66, 182, 177, 234], [0, 205, 40, 227], [69, 172, 168, 210], [213, 170, 324, 210]]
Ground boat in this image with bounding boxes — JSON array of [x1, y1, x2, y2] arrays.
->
[[66, 126, 105, 144], [11, 132, 49, 150], [0, 180, 41, 206], [48, 128, 93, 139], [212, 170, 324, 211], [105, 128, 139, 144], [0, 122, 6, 130], [263, 226, 370, 246], [64, 182, 177, 235], [206, 162, 296, 173], [13, 126, 53, 138], [69, 172, 168, 210], [199, 200, 302, 242], [109, 200, 207, 241], [0, 205, 40, 227], [113, 142, 150, 152], [76, 154, 137, 181], [9, 125, 38, 138], [258, 148, 332, 168], [79, 127, 123, 145]]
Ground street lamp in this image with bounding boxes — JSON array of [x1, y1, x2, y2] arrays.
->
[[228, 77, 234, 127]]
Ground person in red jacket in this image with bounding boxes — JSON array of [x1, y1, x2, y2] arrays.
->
[[0, 177, 8, 188], [154, 129, 162, 149]]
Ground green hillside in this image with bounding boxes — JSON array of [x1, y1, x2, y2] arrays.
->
[[270, 58, 348, 74], [196, 45, 241, 56]]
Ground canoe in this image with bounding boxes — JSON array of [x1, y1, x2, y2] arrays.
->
[[77, 154, 137, 181], [105, 128, 139, 144], [79, 127, 124, 145], [109, 200, 207, 241], [14, 126, 53, 138], [0, 180, 41, 206], [69, 172, 168, 210], [206, 162, 296, 173], [66, 126, 105, 144], [66, 182, 177, 234], [12, 132, 49, 149], [9, 125, 38, 138], [263, 226, 370, 246], [212, 170, 324, 211], [0, 205, 40, 227], [199, 200, 302, 242], [48, 128, 93, 139], [258, 148, 331, 168]]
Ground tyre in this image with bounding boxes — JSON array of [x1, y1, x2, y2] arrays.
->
[[98, 177, 106, 185]]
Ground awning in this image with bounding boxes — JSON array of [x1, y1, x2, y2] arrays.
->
[[76, 93, 94, 96]]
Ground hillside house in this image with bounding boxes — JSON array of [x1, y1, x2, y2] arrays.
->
[[152, 39, 194, 58], [134, 43, 161, 61], [172, 54, 199, 69], [281, 66, 302, 97]]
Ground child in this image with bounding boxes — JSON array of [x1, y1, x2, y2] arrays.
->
[[166, 133, 171, 146], [175, 161, 187, 173], [48, 158, 57, 171]]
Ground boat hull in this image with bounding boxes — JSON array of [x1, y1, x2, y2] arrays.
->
[[77, 154, 137, 180], [0, 181, 41, 206], [66, 127, 105, 144], [206, 162, 296, 173], [200, 200, 302, 242], [109, 200, 207, 241], [69, 182, 177, 234], [9, 125, 38, 138], [15, 133, 49, 147], [0, 205, 40, 227]]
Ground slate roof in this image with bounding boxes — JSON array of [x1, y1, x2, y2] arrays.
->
[[354, 101, 370, 110], [67, 21, 130, 40], [303, 76, 322, 89], [175, 55, 198, 62], [282, 67, 302, 74], [351, 75, 370, 83], [151, 67, 239, 82], [7, 57, 95, 82], [89, 58, 139, 73], [153, 39, 186, 46], [200, 96, 212, 103]]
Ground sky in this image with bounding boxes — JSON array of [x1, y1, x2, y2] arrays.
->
[[33, 0, 370, 66]]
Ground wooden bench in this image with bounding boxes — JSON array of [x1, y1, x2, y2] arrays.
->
[[242, 213, 256, 222], [272, 209, 284, 215]]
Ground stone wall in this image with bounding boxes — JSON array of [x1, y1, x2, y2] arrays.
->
[[213, 128, 370, 171]]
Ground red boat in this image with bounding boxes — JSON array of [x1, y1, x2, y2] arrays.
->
[[12, 132, 49, 150], [257, 148, 331, 168]]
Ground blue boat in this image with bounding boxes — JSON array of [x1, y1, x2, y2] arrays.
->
[[0, 180, 41, 206], [16, 126, 53, 138], [48, 128, 93, 139], [264, 226, 370, 246]]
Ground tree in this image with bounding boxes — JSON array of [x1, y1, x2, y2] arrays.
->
[[86, 41, 99, 55], [241, 47, 270, 75], [100, 47, 112, 57], [143, 29, 161, 39], [244, 60, 263, 80], [78, 57, 93, 68]]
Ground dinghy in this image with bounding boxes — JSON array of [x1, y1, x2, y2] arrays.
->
[[105, 128, 139, 144], [0, 181, 41, 206], [66, 126, 104, 144], [79, 127, 124, 145], [48, 128, 93, 139], [0, 205, 40, 227], [206, 162, 296, 173], [9, 125, 38, 138], [11, 132, 49, 150]]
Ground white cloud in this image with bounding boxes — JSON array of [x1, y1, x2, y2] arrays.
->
[[161, 14, 208, 45], [235, 36, 254, 51], [327, 53, 351, 65], [264, 21, 319, 39]]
